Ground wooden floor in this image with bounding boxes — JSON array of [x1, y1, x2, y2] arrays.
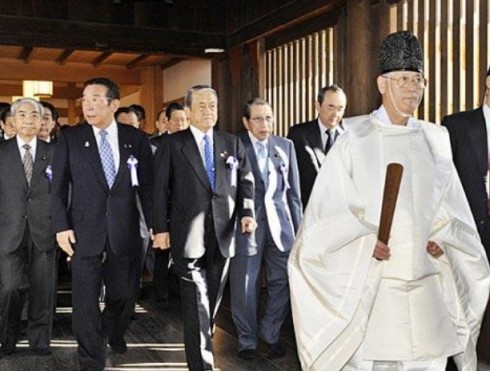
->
[[0, 280, 301, 371]]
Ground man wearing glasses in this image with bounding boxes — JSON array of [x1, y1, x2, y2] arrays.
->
[[230, 98, 302, 361], [289, 31, 490, 370], [51, 77, 153, 370]]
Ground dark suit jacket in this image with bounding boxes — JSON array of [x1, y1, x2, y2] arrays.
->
[[287, 119, 328, 208], [51, 123, 153, 257], [236, 133, 302, 255], [442, 107, 488, 230], [152, 127, 255, 259], [0, 138, 55, 253]]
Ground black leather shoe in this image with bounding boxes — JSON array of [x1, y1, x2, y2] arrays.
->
[[238, 349, 257, 360], [31, 347, 52, 356], [268, 341, 285, 359], [109, 339, 127, 354], [1, 342, 17, 356]]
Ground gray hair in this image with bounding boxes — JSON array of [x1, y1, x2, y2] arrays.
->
[[184, 85, 218, 108], [11, 98, 44, 117]]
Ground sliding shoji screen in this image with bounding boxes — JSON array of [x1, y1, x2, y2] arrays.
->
[[265, 27, 337, 137], [266, 0, 490, 129]]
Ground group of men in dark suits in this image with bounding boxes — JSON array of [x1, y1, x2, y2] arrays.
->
[[8, 68, 490, 371], [0, 79, 347, 370]]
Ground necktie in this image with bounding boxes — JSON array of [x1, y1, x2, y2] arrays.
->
[[324, 129, 337, 154], [99, 130, 116, 188], [23, 144, 33, 185], [256, 142, 268, 183], [203, 134, 215, 190]]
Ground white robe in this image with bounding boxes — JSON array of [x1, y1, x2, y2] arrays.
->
[[288, 114, 490, 371]]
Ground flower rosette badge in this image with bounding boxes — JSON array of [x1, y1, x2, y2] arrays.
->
[[279, 162, 290, 190], [127, 155, 139, 186], [45, 164, 53, 183]]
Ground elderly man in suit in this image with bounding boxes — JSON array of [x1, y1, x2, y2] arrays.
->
[[230, 98, 302, 360], [51, 77, 153, 370], [153, 85, 256, 370], [287, 85, 347, 209], [442, 65, 490, 363], [0, 98, 56, 356]]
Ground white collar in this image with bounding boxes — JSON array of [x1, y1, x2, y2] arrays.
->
[[248, 131, 268, 149], [190, 125, 213, 143], [373, 105, 420, 129], [92, 120, 118, 138]]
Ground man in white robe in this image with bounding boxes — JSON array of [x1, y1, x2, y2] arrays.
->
[[288, 30, 490, 371]]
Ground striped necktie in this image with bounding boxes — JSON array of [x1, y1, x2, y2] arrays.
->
[[99, 130, 116, 188], [23, 144, 34, 185]]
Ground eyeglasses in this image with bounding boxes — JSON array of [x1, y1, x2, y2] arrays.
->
[[250, 116, 273, 123], [382, 74, 427, 89], [78, 96, 111, 105]]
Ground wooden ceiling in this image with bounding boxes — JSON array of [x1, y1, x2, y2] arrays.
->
[[0, 43, 191, 102], [0, 0, 346, 107]]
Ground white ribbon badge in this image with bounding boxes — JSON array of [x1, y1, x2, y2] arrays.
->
[[279, 163, 290, 190], [127, 155, 139, 186], [226, 155, 239, 187]]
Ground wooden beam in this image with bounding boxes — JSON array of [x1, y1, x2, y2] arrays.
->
[[92, 51, 113, 67], [265, 9, 342, 50], [126, 54, 150, 69], [0, 58, 141, 84], [161, 57, 184, 70], [0, 15, 224, 57], [228, 0, 345, 47], [0, 83, 83, 99], [19, 46, 34, 64], [56, 49, 74, 65]]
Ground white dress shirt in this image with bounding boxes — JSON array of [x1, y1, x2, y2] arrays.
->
[[190, 125, 214, 167], [17, 135, 37, 161]]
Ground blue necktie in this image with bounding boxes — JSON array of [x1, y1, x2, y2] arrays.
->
[[99, 130, 116, 188], [203, 134, 215, 190]]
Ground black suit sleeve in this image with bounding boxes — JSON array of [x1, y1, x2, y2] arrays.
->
[[152, 135, 172, 233], [441, 115, 461, 161], [50, 130, 72, 233]]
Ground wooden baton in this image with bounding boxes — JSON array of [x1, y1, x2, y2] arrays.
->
[[377, 163, 404, 245]]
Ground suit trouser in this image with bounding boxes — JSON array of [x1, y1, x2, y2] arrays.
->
[[153, 249, 170, 301], [71, 245, 140, 370], [173, 222, 229, 371], [0, 228, 56, 351], [229, 227, 291, 351]]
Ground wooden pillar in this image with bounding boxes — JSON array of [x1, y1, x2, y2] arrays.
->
[[213, 39, 265, 134], [139, 66, 163, 133], [67, 83, 80, 125], [344, 0, 392, 116]]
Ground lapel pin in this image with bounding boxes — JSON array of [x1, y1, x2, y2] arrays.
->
[[220, 150, 228, 159], [41, 155, 47, 161], [124, 144, 132, 149], [84, 141, 90, 148]]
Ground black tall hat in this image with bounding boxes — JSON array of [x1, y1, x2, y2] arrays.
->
[[379, 31, 423, 74]]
